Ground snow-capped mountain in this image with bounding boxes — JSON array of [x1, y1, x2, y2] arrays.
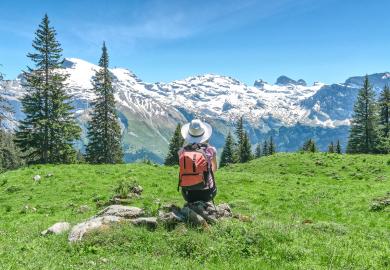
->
[[1, 58, 390, 162]]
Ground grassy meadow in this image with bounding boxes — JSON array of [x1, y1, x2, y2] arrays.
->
[[1, 153, 390, 269]]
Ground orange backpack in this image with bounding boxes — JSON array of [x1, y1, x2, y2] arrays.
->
[[178, 144, 213, 191]]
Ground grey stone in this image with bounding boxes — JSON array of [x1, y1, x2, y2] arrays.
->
[[158, 210, 184, 225], [181, 206, 208, 226], [130, 217, 158, 229], [96, 205, 143, 219], [68, 215, 122, 242], [41, 222, 71, 236], [215, 203, 232, 218], [130, 185, 143, 195]]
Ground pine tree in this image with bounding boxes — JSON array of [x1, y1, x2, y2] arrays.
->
[[378, 85, 390, 153], [336, 140, 342, 154], [86, 42, 123, 164], [262, 140, 268, 156], [0, 130, 24, 172], [164, 123, 185, 166], [255, 143, 262, 158], [328, 141, 335, 153], [240, 131, 253, 163], [347, 76, 379, 154], [302, 139, 317, 153], [220, 131, 236, 167], [15, 14, 80, 164], [235, 116, 244, 145], [268, 136, 276, 155], [234, 116, 252, 163]]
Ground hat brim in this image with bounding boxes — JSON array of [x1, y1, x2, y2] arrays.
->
[[181, 122, 213, 144]]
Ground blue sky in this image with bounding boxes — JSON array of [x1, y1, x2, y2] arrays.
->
[[0, 0, 389, 85]]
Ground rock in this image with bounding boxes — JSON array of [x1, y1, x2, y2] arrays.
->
[[215, 203, 232, 218], [41, 222, 71, 236], [78, 205, 91, 213], [186, 201, 217, 224], [130, 185, 143, 195], [68, 215, 122, 242], [130, 217, 158, 230], [181, 206, 208, 227], [96, 205, 143, 219], [158, 210, 184, 226], [33, 175, 41, 182]]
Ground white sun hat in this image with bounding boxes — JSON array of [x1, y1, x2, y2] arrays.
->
[[181, 119, 213, 144]]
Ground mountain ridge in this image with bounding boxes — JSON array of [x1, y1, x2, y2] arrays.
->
[[1, 57, 390, 162]]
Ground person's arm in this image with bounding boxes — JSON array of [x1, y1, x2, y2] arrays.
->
[[211, 156, 218, 172]]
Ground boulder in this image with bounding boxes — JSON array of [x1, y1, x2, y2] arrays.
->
[[130, 217, 158, 230], [181, 206, 208, 227], [96, 205, 143, 219], [68, 215, 122, 242], [41, 222, 71, 236]]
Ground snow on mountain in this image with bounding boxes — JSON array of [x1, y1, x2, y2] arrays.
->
[[2, 57, 390, 161]]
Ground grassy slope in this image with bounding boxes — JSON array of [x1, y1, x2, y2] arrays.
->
[[1, 153, 390, 269]]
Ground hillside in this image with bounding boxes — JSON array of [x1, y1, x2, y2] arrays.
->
[[2, 58, 390, 162], [1, 153, 390, 269]]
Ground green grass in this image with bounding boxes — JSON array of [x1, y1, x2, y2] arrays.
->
[[1, 153, 390, 269]]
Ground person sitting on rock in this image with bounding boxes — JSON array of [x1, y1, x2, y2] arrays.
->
[[177, 119, 217, 203]]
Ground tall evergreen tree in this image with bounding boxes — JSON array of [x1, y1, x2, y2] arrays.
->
[[302, 138, 317, 153], [234, 116, 252, 163], [378, 85, 390, 153], [262, 140, 269, 156], [336, 140, 342, 154], [347, 76, 378, 154], [86, 42, 123, 164], [164, 123, 184, 166], [15, 14, 80, 164], [328, 141, 335, 153], [255, 143, 262, 158], [0, 130, 24, 172], [240, 131, 253, 163], [268, 136, 276, 155], [235, 116, 244, 146], [220, 131, 236, 167]]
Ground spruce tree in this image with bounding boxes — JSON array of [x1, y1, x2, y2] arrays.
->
[[220, 131, 236, 167], [268, 136, 276, 155], [347, 76, 378, 154], [86, 42, 123, 164], [255, 143, 262, 158], [15, 14, 80, 164], [378, 85, 390, 153], [234, 116, 244, 158], [234, 116, 252, 163], [164, 123, 184, 166], [302, 139, 317, 153], [235, 116, 244, 145], [328, 141, 335, 153], [0, 130, 24, 172], [336, 140, 342, 154], [262, 140, 268, 156], [240, 131, 253, 163]]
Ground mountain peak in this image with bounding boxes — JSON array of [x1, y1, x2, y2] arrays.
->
[[276, 75, 306, 86]]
